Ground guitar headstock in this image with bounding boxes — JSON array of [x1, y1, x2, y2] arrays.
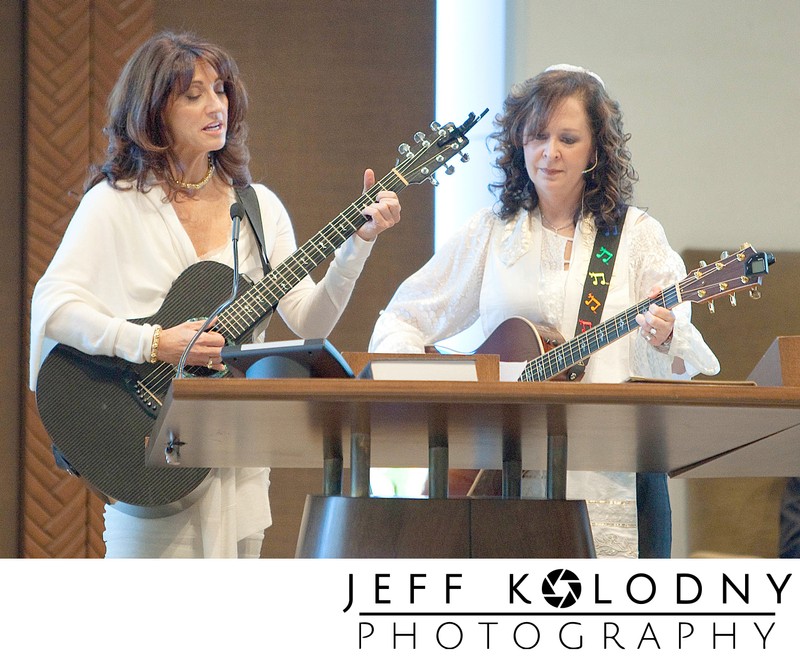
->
[[395, 109, 489, 186], [681, 243, 775, 312]]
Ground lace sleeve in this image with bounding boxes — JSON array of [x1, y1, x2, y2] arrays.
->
[[369, 209, 496, 353], [628, 214, 720, 378]]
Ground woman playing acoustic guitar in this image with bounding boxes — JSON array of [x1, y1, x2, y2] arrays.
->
[[369, 65, 719, 558]]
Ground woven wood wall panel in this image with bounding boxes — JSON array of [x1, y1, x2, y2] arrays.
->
[[24, 0, 154, 558]]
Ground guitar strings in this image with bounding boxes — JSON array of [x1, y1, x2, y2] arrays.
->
[[520, 287, 679, 382], [519, 255, 746, 382], [213, 136, 450, 341], [139, 144, 736, 392], [215, 178, 394, 339]]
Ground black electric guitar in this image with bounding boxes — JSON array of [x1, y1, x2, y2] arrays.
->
[[473, 245, 775, 380], [35, 110, 488, 508]]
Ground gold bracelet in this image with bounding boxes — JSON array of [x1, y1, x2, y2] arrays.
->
[[149, 324, 162, 364]]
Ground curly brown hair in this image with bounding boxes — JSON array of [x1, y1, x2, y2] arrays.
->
[[489, 68, 637, 231], [85, 31, 251, 195]]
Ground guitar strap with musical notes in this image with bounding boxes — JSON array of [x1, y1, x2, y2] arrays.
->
[[567, 210, 626, 380]]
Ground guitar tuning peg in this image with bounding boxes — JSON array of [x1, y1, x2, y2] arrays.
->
[[720, 250, 729, 259], [749, 287, 762, 300], [729, 293, 737, 307], [413, 131, 426, 144], [460, 152, 470, 163], [707, 299, 715, 314], [444, 164, 455, 175], [430, 121, 441, 131], [699, 260, 707, 267], [398, 142, 411, 156], [429, 176, 439, 187]]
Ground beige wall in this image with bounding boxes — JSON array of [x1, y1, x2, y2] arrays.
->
[[506, 0, 800, 255]]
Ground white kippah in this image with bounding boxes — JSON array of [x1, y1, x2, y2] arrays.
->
[[544, 63, 605, 89]]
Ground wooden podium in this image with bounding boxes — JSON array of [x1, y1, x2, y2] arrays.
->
[[676, 336, 800, 478], [146, 372, 800, 558], [749, 336, 800, 387]]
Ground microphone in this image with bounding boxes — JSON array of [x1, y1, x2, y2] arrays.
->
[[582, 150, 598, 174], [228, 201, 243, 299], [175, 202, 246, 378]]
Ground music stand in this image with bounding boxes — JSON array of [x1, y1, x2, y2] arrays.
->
[[221, 339, 354, 379]]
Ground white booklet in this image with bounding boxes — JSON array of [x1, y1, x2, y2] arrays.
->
[[357, 357, 479, 381]]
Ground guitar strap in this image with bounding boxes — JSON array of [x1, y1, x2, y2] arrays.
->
[[235, 185, 271, 275], [566, 208, 626, 380]]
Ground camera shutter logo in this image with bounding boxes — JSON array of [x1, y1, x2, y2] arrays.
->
[[542, 569, 582, 608]]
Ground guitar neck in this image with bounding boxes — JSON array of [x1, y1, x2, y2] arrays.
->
[[519, 284, 681, 382], [213, 171, 407, 342], [200, 111, 486, 343]]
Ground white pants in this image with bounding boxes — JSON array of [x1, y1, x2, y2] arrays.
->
[[103, 467, 271, 558]]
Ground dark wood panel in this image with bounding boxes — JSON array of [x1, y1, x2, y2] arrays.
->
[[156, 0, 437, 352], [683, 249, 799, 381], [23, 0, 156, 559], [0, 0, 24, 558], [21, 0, 436, 558], [154, 0, 436, 558]]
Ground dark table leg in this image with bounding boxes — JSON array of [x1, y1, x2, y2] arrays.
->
[[428, 404, 449, 499], [350, 403, 371, 498], [546, 405, 568, 500], [322, 404, 343, 496], [502, 405, 522, 498]]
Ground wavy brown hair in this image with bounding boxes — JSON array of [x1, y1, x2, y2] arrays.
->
[[86, 31, 251, 195], [489, 68, 637, 231]]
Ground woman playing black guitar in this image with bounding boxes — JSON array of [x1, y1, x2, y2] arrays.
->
[[30, 31, 401, 558]]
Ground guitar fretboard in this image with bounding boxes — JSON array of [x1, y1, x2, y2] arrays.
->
[[213, 174, 403, 343], [519, 285, 681, 382]]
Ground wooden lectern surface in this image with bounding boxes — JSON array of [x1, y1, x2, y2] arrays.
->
[[677, 335, 800, 477], [748, 336, 800, 387], [146, 378, 800, 477]]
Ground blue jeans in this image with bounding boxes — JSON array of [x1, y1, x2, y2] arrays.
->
[[779, 477, 800, 558], [636, 472, 672, 558]]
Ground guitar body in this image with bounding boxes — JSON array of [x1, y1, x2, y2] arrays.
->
[[35, 261, 261, 508], [473, 317, 573, 380]]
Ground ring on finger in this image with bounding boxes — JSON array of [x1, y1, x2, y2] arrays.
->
[[649, 327, 657, 336], [208, 358, 214, 368]]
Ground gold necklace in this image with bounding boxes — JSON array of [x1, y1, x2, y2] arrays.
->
[[168, 155, 215, 190], [539, 209, 574, 234]]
